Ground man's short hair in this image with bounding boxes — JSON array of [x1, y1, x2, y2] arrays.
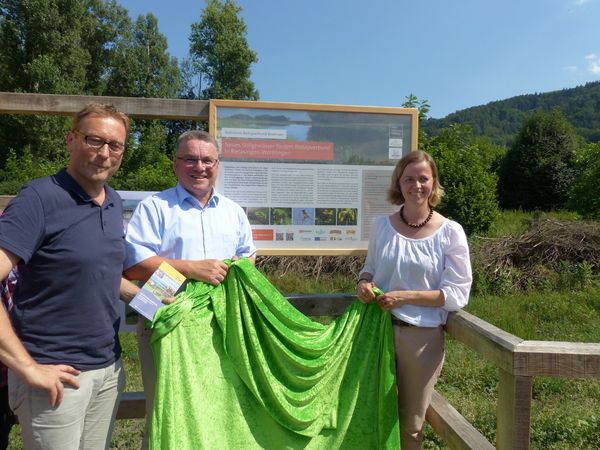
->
[[71, 103, 130, 136], [176, 130, 219, 155]]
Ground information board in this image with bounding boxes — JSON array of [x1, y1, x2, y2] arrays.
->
[[209, 100, 418, 254]]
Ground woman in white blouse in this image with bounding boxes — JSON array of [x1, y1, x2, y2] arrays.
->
[[356, 150, 472, 450]]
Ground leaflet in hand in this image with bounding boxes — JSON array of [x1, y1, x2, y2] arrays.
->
[[129, 261, 186, 321]]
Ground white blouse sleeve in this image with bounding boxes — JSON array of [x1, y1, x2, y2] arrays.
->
[[440, 222, 472, 311], [359, 217, 384, 279]]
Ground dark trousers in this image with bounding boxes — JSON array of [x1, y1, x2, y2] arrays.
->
[[0, 386, 15, 450]]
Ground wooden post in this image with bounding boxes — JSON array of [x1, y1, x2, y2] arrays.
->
[[496, 369, 532, 450]]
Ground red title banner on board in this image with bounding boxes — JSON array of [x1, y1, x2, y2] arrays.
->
[[221, 139, 334, 161]]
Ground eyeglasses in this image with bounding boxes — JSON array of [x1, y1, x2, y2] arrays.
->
[[72, 130, 126, 155], [176, 157, 219, 169]]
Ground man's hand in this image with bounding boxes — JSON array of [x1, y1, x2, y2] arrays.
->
[[20, 363, 81, 407], [162, 296, 176, 305], [124, 256, 233, 286], [185, 259, 229, 285]]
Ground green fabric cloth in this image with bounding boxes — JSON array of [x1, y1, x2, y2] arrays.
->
[[149, 258, 400, 449]]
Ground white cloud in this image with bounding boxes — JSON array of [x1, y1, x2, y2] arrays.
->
[[574, 0, 591, 6], [589, 61, 600, 74], [584, 54, 600, 74]]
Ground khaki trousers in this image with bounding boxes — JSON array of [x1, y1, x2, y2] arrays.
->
[[9, 359, 125, 450], [393, 322, 445, 450]]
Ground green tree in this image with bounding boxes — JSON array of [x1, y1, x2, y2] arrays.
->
[[0, 0, 130, 166], [402, 94, 430, 122], [0, 0, 89, 164], [497, 108, 579, 210], [424, 125, 500, 235], [189, 0, 259, 100], [402, 94, 430, 145], [104, 13, 183, 190], [569, 142, 600, 219], [105, 13, 180, 99], [0, 2, 185, 192]]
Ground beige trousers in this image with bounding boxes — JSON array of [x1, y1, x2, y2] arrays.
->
[[393, 322, 445, 450], [9, 359, 125, 450]]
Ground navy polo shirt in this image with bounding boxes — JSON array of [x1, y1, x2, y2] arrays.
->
[[0, 169, 124, 369]]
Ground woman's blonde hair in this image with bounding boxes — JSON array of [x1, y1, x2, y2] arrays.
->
[[387, 150, 444, 207]]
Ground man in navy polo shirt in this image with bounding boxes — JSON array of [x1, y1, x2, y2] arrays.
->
[[0, 103, 139, 450]]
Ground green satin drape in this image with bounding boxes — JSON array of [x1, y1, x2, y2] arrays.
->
[[149, 258, 400, 449]]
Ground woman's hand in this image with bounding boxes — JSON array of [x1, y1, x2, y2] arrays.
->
[[356, 280, 377, 304], [377, 292, 404, 311]]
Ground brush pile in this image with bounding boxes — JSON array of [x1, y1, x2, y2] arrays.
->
[[474, 218, 600, 273]]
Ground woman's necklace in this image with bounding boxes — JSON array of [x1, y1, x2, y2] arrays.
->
[[399, 205, 433, 229]]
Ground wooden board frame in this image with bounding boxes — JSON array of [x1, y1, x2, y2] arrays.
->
[[209, 99, 418, 256]]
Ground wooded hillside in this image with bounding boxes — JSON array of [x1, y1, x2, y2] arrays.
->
[[422, 81, 600, 146]]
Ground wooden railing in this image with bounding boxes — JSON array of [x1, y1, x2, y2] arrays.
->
[[114, 294, 599, 450]]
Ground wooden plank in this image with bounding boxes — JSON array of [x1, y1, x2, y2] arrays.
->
[[116, 391, 146, 419], [257, 248, 367, 256], [496, 370, 532, 450], [445, 310, 522, 373], [0, 92, 209, 121], [211, 98, 418, 115], [426, 390, 494, 450], [513, 340, 600, 378], [0, 195, 12, 210]]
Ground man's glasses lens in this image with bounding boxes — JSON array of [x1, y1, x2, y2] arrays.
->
[[73, 130, 125, 154], [178, 157, 218, 168], [85, 136, 125, 154]]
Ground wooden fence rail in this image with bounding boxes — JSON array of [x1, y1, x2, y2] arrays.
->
[[0, 91, 210, 120]]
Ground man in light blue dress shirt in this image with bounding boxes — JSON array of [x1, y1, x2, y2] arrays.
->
[[124, 130, 256, 449]]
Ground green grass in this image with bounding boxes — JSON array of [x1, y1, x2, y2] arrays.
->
[[267, 273, 356, 294], [484, 209, 580, 237]]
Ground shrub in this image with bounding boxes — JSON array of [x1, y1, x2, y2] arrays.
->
[[0, 148, 65, 194], [112, 153, 176, 191], [498, 108, 580, 211], [570, 142, 600, 219], [424, 125, 500, 235]]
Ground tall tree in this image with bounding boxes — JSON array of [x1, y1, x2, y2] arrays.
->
[[189, 0, 258, 100], [497, 108, 579, 210], [104, 12, 182, 190], [105, 13, 180, 99], [0, 0, 129, 165], [0, 0, 88, 164]]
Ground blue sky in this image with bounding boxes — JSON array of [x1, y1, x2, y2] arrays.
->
[[119, 0, 600, 118]]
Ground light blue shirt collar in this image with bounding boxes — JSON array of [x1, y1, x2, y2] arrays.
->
[[175, 183, 220, 209]]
